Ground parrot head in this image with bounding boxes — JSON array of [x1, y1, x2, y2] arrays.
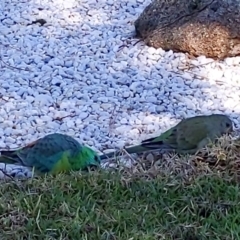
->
[[219, 115, 233, 134], [80, 146, 101, 170]]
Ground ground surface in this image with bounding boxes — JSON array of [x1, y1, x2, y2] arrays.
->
[[1, 137, 240, 239]]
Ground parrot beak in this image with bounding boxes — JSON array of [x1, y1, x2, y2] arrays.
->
[[230, 122, 236, 133], [228, 127, 233, 135]]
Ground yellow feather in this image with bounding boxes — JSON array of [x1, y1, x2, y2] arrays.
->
[[51, 152, 72, 174]]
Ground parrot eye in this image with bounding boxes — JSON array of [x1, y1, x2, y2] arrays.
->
[[225, 122, 233, 132], [226, 123, 231, 128]]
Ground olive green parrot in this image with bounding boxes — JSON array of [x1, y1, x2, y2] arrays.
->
[[0, 133, 100, 174], [100, 114, 233, 160]]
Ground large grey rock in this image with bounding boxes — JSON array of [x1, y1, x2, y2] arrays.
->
[[135, 0, 240, 59]]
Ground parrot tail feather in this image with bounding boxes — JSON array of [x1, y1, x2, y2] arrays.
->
[[0, 150, 17, 157], [0, 150, 22, 164], [99, 151, 120, 160], [0, 155, 18, 164], [140, 139, 175, 150], [99, 144, 150, 160], [141, 137, 158, 143], [99, 143, 168, 160]]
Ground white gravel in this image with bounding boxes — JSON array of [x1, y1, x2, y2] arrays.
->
[[0, 163, 33, 179], [0, 0, 240, 178]]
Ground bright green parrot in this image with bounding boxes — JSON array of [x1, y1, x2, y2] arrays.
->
[[100, 114, 233, 160], [0, 133, 100, 174]]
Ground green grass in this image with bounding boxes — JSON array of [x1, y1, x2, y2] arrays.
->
[[0, 169, 240, 240]]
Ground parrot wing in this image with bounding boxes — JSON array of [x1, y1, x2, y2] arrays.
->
[[175, 120, 209, 151]]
